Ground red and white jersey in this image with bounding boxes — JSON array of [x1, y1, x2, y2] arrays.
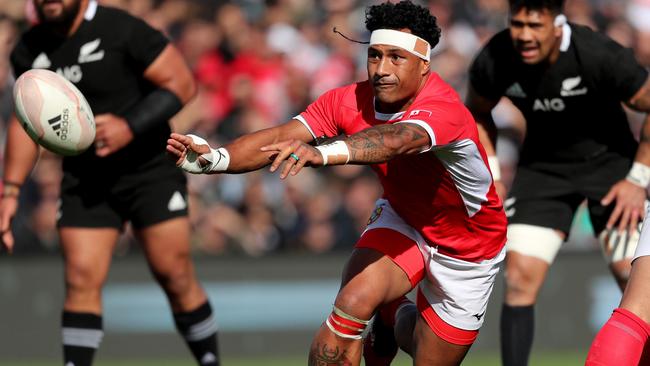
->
[[296, 73, 506, 262]]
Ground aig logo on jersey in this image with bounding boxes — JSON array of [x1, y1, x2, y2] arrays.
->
[[533, 98, 565, 112]]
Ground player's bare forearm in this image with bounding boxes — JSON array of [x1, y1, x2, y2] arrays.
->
[[4, 115, 39, 185], [225, 119, 314, 173], [345, 123, 430, 163]]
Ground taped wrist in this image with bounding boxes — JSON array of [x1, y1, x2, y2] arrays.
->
[[124, 88, 183, 136], [325, 306, 369, 340], [179, 134, 230, 174], [626, 162, 650, 188], [315, 140, 350, 166]]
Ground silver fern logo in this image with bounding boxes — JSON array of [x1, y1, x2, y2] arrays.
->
[[561, 76, 587, 96]]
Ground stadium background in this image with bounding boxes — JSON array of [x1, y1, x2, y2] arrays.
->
[[0, 0, 649, 364]]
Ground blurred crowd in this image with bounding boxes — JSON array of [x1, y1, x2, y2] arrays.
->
[[0, 0, 648, 256]]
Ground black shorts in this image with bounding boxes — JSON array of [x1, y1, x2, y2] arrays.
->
[[57, 154, 188, 229], [507, 153, 633, 235]]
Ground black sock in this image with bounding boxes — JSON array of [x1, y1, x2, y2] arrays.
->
[[500, 304, 535, 366], [174, 301, 220, 366], [62, 311, 103, 366]]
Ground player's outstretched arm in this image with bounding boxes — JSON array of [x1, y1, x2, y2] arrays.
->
[[1, 113, 39, 253], [168, 119, 314, 174], [260, 122, 430, 179], [602, 77, 650, 233]]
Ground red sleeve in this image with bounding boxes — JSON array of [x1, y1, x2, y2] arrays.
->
[[401, 100, 470, 148], [298, 88, 343, 138]]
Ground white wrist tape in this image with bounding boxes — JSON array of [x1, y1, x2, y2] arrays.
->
[[488, 156, 501, 181], [626, 162, 650, 188], [179, 134, 230, 174], [315, 140, 350, 166]]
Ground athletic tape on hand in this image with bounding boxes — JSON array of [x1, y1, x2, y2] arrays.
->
[[179, 134, 229, 174]]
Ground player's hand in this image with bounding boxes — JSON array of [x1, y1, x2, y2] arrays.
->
[[0, 196, 19, 254], [601, 179, 646, 233], [94, 113, 134, 157], [166, 133, 212, 173], [261, 140, 323, 179]]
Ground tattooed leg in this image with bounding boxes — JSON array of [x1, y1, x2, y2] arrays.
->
[[308, 326, 362, 366]]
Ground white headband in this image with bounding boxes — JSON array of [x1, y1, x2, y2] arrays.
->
[[369, 29, 431, 61]]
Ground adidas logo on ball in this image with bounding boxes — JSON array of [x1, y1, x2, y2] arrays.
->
[[48, 108, 70, 140]]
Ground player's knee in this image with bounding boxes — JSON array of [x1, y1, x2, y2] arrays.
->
[[152, 263, 194, 298], [334, 290, 377, 321], [504, 261, 540, 302], [65, 263, 103, 297]]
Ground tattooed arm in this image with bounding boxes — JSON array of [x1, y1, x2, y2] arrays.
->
[[260, 122, 431, 179], [345, 122, 431, 163]]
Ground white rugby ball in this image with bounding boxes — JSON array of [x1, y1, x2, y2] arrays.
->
[[13, 68, 95, 156]]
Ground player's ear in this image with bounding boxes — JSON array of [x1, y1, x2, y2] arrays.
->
[[421, 59, 430, 76]]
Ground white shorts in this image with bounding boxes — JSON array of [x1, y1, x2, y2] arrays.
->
[[357, 199, 505, 344]]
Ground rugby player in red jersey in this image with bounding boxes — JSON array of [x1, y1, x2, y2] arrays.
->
[[168, 1, 506, 365]]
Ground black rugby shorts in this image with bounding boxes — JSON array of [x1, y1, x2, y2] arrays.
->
[[57, 155, 188, 229], [506, 153, 633, 235]]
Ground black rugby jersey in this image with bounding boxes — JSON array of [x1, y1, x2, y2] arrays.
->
[[10, 1, 171, 174], [469, 23, 648, 165]]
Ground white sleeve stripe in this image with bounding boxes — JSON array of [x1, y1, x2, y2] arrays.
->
[[293, 115, 317, 140], [395, 119, 436, 153]]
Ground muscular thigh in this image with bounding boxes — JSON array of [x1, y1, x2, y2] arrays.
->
[[336, 199, 425, 318], [136, 217, 192, 272], [60, 227, 120, 286]]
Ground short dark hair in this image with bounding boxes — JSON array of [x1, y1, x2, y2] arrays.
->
[[508, 0, 564, 15], [365, 1, 441, 49]]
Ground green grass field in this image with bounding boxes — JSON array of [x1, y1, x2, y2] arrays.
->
[[0, 351, 587, 365]]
